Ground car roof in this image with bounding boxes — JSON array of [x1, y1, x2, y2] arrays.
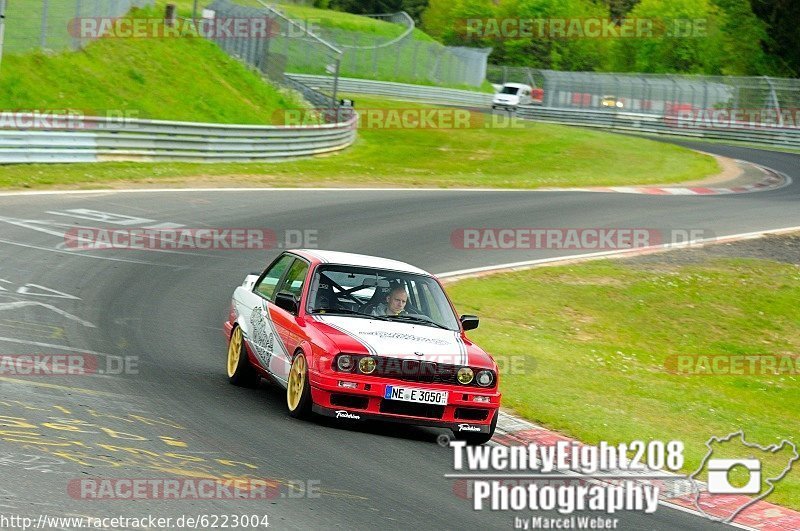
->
[[290, 249, 430, 276], [502, 83, 531, 88]]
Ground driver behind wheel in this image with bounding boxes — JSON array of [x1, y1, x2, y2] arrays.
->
[[371, 285, 408, 316]]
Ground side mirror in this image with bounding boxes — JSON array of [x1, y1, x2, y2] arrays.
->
[[460, 315, 479, 331], [275, 292, 299, 314]]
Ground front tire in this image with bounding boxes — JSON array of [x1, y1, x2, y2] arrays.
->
[[453, 409, 498, 445], [227, 326, 259, 387], [287, 352, 312, 419]]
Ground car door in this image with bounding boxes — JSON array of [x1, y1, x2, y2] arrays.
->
[[238, 254, 294, 383], [266, 257, 310, 383]]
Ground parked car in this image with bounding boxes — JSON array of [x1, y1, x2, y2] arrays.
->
[[492, 83, 535, 111], [601, 95, 624, 109]]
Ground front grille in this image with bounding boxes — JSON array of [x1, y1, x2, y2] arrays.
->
[[330, 394, 369, 409], [334, 354, 496, 388], [455, 407, 490, 421], [372, 358, 460, 385], [379, 400, 445, 419]]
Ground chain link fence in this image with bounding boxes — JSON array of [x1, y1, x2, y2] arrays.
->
[[272, 6, 491, 88], [204, 1, 341, 82], [3, 0, 153, 54], [204, 0, 343, 110], [489, 65, 800, 121]]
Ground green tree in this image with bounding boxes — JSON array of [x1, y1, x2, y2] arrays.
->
[[609, 0, 768, 75], [709, 0, 768, 75], [750, 0, 800, 76]]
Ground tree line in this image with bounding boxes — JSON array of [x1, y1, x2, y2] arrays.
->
[[314, 0, 799, 77]]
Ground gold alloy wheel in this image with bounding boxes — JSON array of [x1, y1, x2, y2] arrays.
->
[[287, 354, 307, 411], [227, 327, 242, 378]]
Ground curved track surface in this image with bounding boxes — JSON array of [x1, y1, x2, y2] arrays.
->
[[0, 141, 797, 530]]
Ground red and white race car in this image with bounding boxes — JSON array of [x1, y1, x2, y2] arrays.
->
[[223, 250, 500, 444]]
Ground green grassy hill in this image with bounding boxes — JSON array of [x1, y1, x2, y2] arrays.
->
[[0, 21, 304, 124]]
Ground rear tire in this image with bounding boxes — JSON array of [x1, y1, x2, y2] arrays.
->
[[227, 326, 260, 388], [287, 352, 312, 419], [453, 409, 497, 445]]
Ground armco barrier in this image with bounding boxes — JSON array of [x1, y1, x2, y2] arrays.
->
[[0, 114, 358, 164], [516, 106, 800, 149], [286, 74, 494, 107], [290, 75, 800, 150]]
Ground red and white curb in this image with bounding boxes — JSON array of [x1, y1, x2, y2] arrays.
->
[[491, 412, 800, 530], [533, 164, 789, 195], [0, 162, 789, 198], [441, 226, 800, 529]]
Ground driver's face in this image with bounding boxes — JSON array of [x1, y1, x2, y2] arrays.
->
[[387, 291, 408, 315]]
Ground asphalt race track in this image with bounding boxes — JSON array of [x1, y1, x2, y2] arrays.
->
[[0, 140, 797, 530]]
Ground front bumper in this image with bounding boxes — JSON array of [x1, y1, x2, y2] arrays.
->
[[309, 370, 500, 433]]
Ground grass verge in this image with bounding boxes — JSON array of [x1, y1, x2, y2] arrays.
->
[[0, 96, 719, 190], [447, 256, 800, 509], [0, 23, 304, 124]]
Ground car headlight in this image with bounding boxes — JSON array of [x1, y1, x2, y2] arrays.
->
[[476, 370, 494, 387], [616, 101, 623, 108], [336, 355, 353, 372], [457, 367, 474, 384], [358, 356, 376, 374]]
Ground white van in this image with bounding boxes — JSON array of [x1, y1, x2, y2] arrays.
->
[[492, 83, 534, 111]]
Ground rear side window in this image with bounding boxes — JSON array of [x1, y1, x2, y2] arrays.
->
[[254, 255, 293, 301]]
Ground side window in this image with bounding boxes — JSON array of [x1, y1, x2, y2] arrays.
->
[[277, 259, 309, 299], [254, 255, 293, 301]]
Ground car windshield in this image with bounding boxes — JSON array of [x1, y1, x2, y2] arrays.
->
[[307, 264, 460, 331], [500, 86, 520, 95]]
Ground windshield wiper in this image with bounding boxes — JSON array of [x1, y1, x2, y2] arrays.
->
[[382, 314, 450, 330]]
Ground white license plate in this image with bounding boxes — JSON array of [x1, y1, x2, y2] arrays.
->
[[384, 385, 448, 405]]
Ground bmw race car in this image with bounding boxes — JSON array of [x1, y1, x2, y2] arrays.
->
[[224, 250, 500, 444]]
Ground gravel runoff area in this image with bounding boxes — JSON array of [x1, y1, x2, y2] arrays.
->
[[627, 231, 800, 266]]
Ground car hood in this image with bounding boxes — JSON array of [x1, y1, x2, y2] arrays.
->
[[312, 315, 493, 368]]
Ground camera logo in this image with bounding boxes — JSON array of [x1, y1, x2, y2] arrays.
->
[[707, 458, 761, 494], [689, 430, 798, 523]]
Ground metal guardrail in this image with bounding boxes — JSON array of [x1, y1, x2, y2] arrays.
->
[[0, 114, 358, 164], [515, 107, 800, 149], [287, 74, 494, 107], [289, 75, 800, 149]]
